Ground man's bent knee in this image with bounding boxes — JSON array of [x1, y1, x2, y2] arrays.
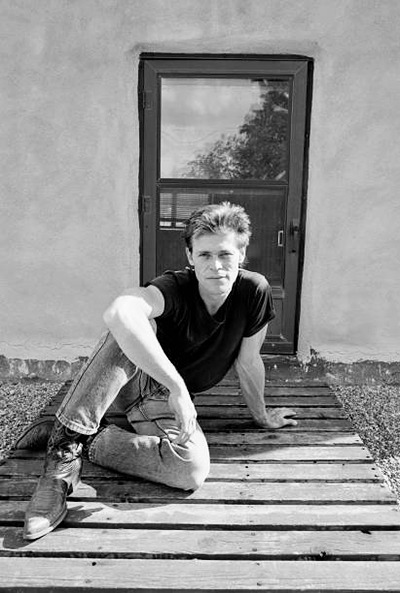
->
[[180, 458, 210, 491], [162, 437, 210, 491], [172, 459, 210, 491]]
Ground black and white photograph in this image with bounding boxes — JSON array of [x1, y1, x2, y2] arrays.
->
[[1, 1, 400, 590]]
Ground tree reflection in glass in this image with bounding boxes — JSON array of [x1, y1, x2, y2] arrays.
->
[[161, 78, 289, 181]]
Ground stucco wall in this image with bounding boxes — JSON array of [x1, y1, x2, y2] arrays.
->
[[1, 0, 400, 366]]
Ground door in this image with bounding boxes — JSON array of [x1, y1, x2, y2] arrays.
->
[[139, 55, 311, 354]]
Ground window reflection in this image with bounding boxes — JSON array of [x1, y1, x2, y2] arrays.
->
[[159, 192, 210, 228], [161, 78, 289, 181], [158, 190, 285, 283]]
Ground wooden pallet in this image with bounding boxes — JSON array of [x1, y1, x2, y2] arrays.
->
[[1, 380, 400, 591]]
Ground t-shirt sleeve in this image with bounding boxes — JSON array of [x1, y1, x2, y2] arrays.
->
[[146, 272, 181, 319], [243, 274, 276, 338]]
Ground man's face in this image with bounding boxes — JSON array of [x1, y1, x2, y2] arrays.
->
[[186, 230, 246, 300]]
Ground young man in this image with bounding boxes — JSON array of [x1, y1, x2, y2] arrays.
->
[[22, 202, 297, 540]]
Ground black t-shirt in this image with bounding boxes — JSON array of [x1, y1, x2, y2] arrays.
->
[[149, 268, 275, 393]]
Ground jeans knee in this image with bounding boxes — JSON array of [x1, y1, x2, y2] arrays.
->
[[163, 438, 210, 491], [180, 457, 210, 491]]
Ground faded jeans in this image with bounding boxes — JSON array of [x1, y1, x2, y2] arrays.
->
[[56, 331, 210, 491]]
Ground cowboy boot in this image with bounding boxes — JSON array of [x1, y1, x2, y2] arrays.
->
[[23, 419, 84, 540], [16, 416, 109, 451], [14, 418, 54, 450]]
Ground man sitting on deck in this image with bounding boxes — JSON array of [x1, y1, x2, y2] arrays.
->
[[22, 201, 297, 540]]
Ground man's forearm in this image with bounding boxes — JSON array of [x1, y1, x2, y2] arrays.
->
[[235, 351, 298, 430], [235, 354, 267, 424]]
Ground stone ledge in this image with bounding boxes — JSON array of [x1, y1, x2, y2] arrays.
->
[[263, 354, 400, 385], [0, 355, 88, 382], [1, 353, 399, 385]]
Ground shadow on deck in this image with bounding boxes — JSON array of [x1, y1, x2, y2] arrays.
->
[[1, 379, 400, 591]]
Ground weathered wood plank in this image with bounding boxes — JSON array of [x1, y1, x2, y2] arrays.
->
[[200, 418, 353, 431], [2, 558, 400, 591], [208, 463, 383, 482], [47, 381, 338, 408], [33, 414, 353, 432], [69, 481, 398, 504], [205, 431, 361, 445], [2, 527, 400, 560], [8, 431, 361, 458], [50, 395, 339, 419], [208, 445, 372, 461], [44, 405, 346, 419], [8, 445, 373, 464], [1, 501, 400, 529], [49, 394, 340, 408], [205, 380, 334, 396], [199, 407, 347, 419], [0, 459, 382, 482], [8, 444, 373, 463], [53, 382, 334, 398], [196, 394, 340, 406], [263, 386, 334, 396], [263, 383, 332, 389], [0, 478, 394, 503]]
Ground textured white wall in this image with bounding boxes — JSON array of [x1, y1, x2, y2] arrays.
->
[[1, 0, 399, 363]]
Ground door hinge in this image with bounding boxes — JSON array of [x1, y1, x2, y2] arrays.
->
[[140, 90, 153, 110], [140, 195, 152, 214], [289, 218, 300, 253]]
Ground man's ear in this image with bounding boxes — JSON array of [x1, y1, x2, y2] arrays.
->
[[186, 247, 194, 266], [239, 247, 246, 265]]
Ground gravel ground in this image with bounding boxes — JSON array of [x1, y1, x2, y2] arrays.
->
[[1, 379, 399, 504], [0, 380, 63, 461], [333, 384, 400, 504]]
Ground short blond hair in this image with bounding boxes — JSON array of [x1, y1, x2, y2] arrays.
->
[[183, 202, 252, 251]]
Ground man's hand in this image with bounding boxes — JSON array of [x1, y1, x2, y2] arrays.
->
[[254, 407, 298, 429], [168, 388, 198, 445]]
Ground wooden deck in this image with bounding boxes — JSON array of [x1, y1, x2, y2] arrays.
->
[[1, 379, 400, 591]]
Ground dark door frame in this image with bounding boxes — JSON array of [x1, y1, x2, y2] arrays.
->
[[138, 53, 313, 354]]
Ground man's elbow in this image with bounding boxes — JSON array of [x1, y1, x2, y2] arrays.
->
[[103, 298, 122, 330], [235, 353, 263, 376], [103, 296, 137, 330], [104, 292, 152, 328]]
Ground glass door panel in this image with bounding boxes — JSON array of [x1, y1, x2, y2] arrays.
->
[[156, 187, 286, 285], [161, 78, 290, 181]]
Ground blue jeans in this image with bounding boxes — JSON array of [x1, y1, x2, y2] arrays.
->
[[56, 331, 210, 491]]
